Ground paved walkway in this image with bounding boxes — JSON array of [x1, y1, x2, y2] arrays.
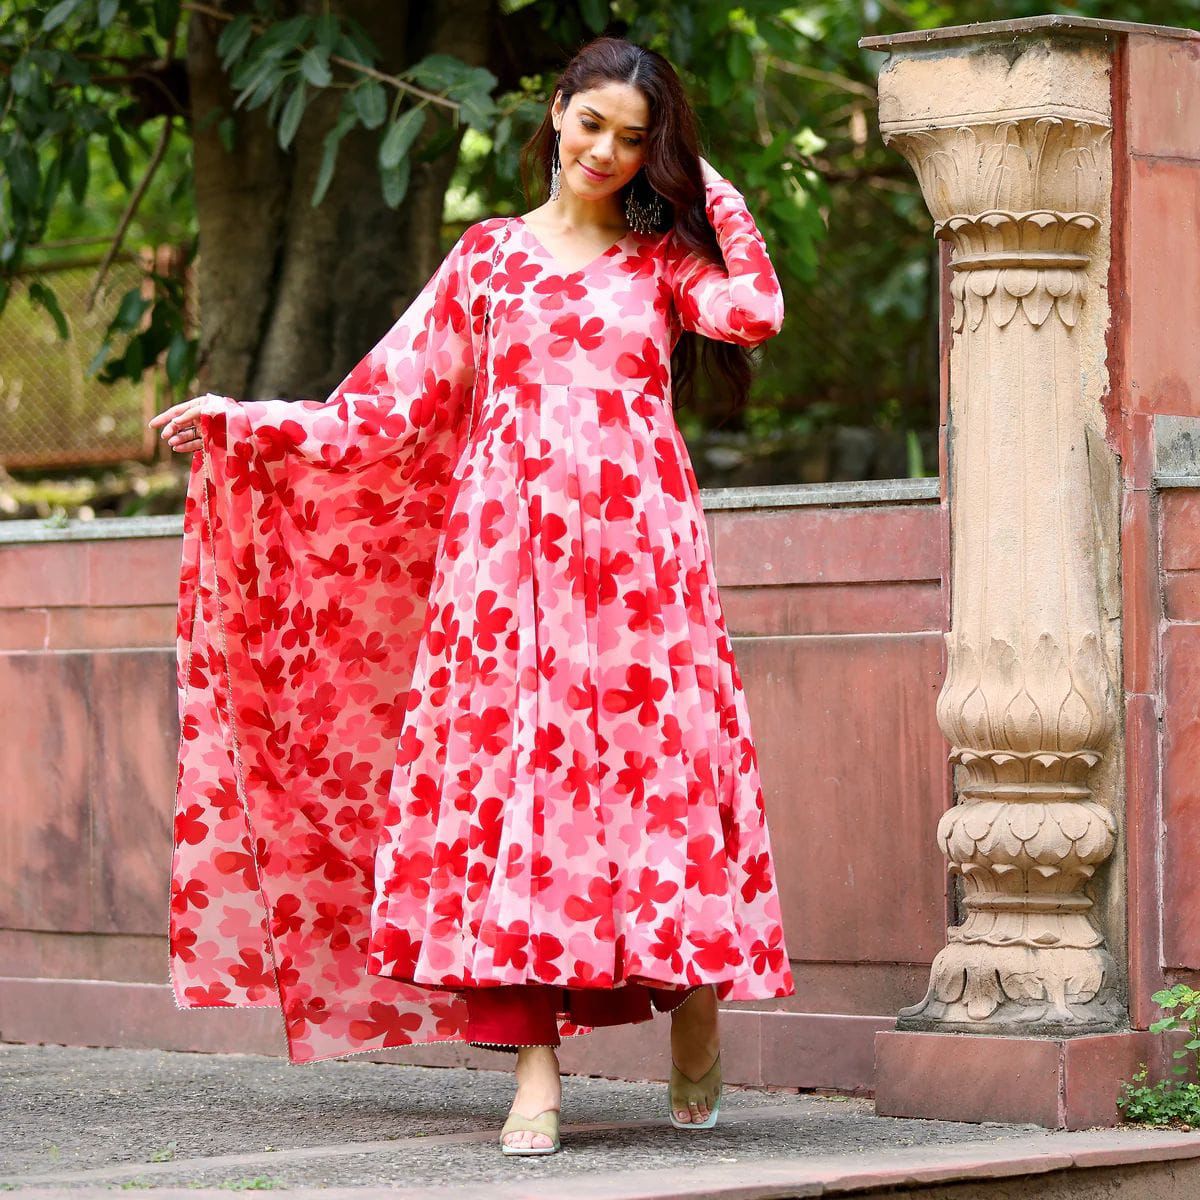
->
[[4, 1043, 1200, 1198]]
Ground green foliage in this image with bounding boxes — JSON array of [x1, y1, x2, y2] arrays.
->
[[1119, 985, 1200, 1128], [5, 0, 1200, 437], [0, 0, 499, 401]]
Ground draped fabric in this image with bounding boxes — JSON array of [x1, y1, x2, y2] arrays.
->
[[169, 177, 794, 1064]]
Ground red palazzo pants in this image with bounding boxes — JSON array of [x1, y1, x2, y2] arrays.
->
[[463, 983, 697, 1050]]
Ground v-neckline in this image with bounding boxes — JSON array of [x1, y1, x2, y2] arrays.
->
[[513, 215, 630, 275]]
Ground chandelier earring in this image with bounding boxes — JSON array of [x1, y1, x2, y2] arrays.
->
[[548, 133, 562, 202], [625, 176, 664, 235]]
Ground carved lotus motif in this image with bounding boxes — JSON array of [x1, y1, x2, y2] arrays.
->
[[939, 800, 1116, 868], [938, 633, 1115, 768]]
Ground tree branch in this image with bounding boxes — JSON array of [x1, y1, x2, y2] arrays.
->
[[86, 116, 176, 311], [181, 1, 460, 112]]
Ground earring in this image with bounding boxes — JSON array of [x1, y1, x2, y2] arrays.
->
[[549, 133, 561, 202], [625, 179, 664, 235]]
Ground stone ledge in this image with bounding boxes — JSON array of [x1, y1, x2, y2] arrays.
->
[[861, 15, 1200, 51], [0, 479, 942, 544]]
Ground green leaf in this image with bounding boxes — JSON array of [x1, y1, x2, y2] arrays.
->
[[254, 14, 314, 58], [41, 0, 81, 32], [1150, 1019, 1176, 1034], [165, 332, 193, 387], [218, 13, 254, 67], [97, 0, 119, 28], [353, 80, 387, 129], [493, 115, 511, 153], [311, 114, 354, 208], [9, 144, 39, 208], [378, 106, 425, 170], [299, 47, 332, 88], [409, 54, 472, 91], [66, 137, 89, 203], [114, 290, 151, 332], [278, 83, 307, 149], [457, 91, 497, 132], [27, 280, 69, 339], [11, 59, 37, 98], [125, 335, 145, 381], [154, 0, 180, 39], [314, 13, 338, 51], [727, 35, 752, 81], [334, 33, 371, 67], [218, 116, 236, 153], [107, 132, 132, 189], [380, 158, 409, 209], [580, 0, 608, 32]]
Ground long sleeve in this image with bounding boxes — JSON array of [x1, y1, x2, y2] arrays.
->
[[665, 177, 784, 347], [196, 219, 502, 471]]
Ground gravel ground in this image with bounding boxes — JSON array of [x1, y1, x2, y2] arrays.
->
[[0, 1042, 1056, 1192]]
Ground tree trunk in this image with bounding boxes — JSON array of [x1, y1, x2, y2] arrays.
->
[[187, 0, 494, 402]]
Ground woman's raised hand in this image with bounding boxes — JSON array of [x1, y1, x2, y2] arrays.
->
[[148, 394, 223, 455]]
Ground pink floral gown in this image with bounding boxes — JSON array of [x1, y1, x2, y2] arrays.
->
[[169, 175, 794, 1064]]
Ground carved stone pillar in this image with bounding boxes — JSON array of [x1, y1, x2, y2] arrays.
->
[[876, 51, 1124, 1034]]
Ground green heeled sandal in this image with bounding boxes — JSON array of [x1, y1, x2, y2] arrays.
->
[[499, 1108, 561, 1156], [668, 1052, 722, 1130]]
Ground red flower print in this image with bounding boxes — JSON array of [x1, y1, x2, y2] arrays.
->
[[548, 314, 604, 356], [321, 753, 373, 803], [171, 877, 209, 915], [616, 337, 668, 393], [493, 250, 540, 294], [602, 663, 669, 726], [473, 591, 512, 652], [686, 834, 728, 896], [184, 982, 232, 1006], [270, 893, 305, 939], [534, 272, 587, 309], [483, 919, 530, 970], [740, 853, 773, 902], [598, 460, 640, 521], [229, 948, 276, 997], [615, 750, 657, 807], [626, 868, 678, 922], [174, 803, 209, 846], [564, 877, 616, 941], [348, 1001, 423, 1044]]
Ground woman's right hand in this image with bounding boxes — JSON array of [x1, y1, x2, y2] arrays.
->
[[148, 394, 225, 454]]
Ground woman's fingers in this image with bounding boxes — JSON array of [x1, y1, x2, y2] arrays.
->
[[153, 401, 204, 451], [148, 399, 195, 429]]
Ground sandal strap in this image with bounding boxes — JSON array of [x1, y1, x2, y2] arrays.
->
[[501, 1109, 560, 1140], [670, 1053, 722, 1108]]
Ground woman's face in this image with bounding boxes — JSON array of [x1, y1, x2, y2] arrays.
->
[[552, 82, 650, 202]]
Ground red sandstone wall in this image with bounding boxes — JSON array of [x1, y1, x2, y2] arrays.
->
[[0, 492, 951, 1090], [1115, 31, 1200, 1028]]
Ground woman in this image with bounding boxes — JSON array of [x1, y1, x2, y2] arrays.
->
[[153, 36, 792, 1157]]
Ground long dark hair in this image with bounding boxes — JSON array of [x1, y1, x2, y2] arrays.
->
[[520, 37, 753, 413]]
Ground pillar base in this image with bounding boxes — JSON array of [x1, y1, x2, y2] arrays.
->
[[874, 1029, 1160, 1129]]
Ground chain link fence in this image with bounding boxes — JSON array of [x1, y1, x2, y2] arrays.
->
[[0, 245, 184, 469]]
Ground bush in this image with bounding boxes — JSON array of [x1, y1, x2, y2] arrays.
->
[[1119, 984, 1200, 1128]]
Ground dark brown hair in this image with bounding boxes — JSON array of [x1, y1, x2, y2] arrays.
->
[[520, 36, 754, 413]]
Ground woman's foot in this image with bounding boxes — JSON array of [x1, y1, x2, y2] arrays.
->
[[503, 1045, 562, 1153], [669, 985, 721, 1125]]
